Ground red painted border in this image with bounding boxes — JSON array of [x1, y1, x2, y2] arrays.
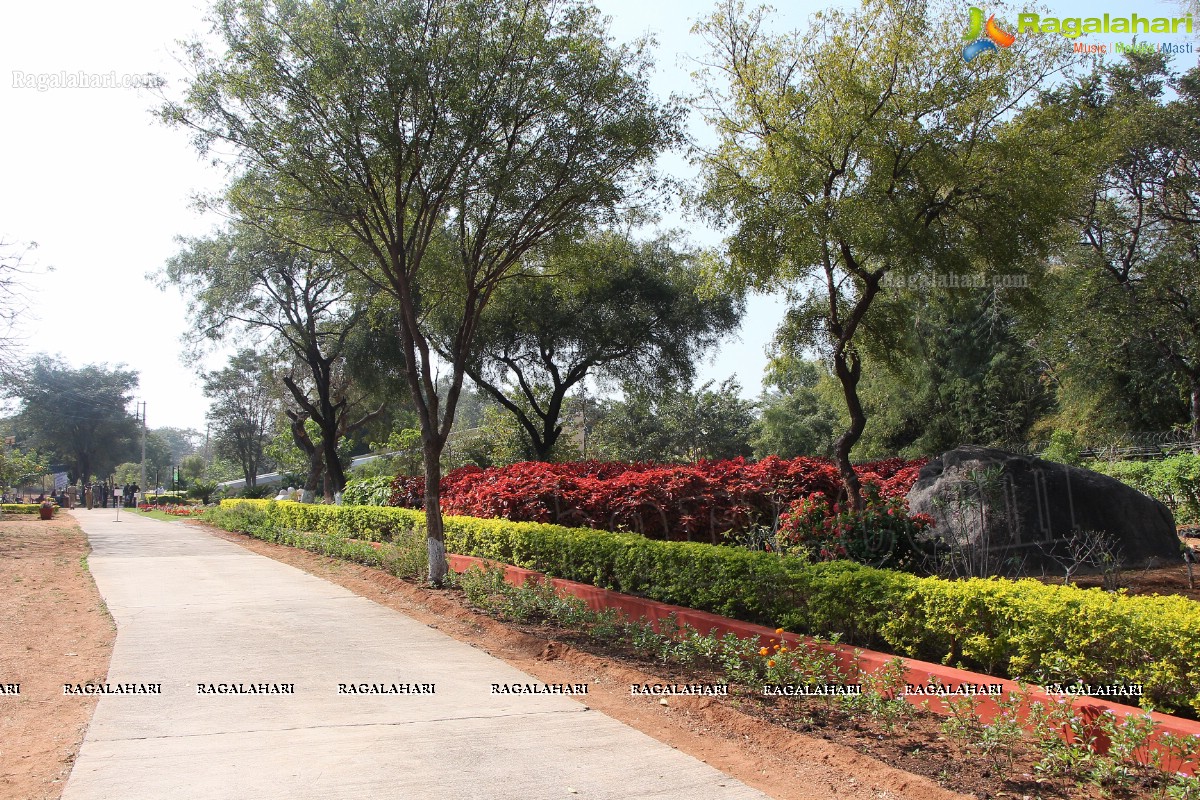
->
[[447, 553, 1200, 774]]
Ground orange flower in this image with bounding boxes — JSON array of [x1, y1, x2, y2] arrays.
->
[[773, 644, 780, 651], [775, 628, 784, 635], [758, 647, 769, 656], [780, 646, 789, 653], [767, 660, 776, 668]]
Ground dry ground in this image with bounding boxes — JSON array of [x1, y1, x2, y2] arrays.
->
[[0, 512, 114, 800]]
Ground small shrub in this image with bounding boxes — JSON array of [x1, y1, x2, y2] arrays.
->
[[342, 476, 395, 507], [776, 490, 934, 570], [1088, 454, 1200, 524]]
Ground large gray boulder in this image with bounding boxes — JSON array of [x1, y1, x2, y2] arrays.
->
[[906, 446, 1182, 575]]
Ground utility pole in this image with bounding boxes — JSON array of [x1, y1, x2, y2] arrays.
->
[[137, 401, 147, 505]]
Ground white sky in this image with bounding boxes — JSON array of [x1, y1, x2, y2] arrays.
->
[[1, 0, 1194, 432]]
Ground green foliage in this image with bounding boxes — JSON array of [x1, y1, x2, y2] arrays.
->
[[1046, 53, 1200, 440], [460, 231, 743, 461], [112, 462, 142, 486], [1088, 454, 1200, 524], [1, 503, 43, 514], [361, 428, 423, 477], [204, 350, 279, 487], [188, 481, 218, 505], [341, 476, 395, 507], [163, 221, 384, 496], [7, 357, 140, 482], [591, 379, 755, 463], [0, 444, 47, 493], [234, 484, 276, 500], [847, 292, 1054, 458], [205, 502, 427, 580], [693, 0, 1085, 491], [220, 498, 1200, 716], [750, 356, 838, 459], [165, 0, 682, 585], [1042, 430, 1083, 467]]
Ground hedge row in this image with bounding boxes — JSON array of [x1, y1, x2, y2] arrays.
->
[[1, 503, 43, 514], [383, 456, 924, 541], [218, 499, 1200, 717]]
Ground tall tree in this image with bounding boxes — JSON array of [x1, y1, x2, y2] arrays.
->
[[457, 232, 742, 460], [750, 355, 838, 459], [164, 222, 381, 497], [0, 240, 41, 378], [693, 0, 1085, 507], [7, 357, 139, 482], [826, 289, 1053, 457], [1065, 54, 1200, 439], [204, 351, 279, 487], [152, 427, 202, 465], [164, 0, 680, 582], [592, 379, 755, 463]]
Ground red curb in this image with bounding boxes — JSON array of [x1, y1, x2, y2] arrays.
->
[[447, 553, 1200, 775]]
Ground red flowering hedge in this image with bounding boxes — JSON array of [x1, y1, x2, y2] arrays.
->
[[388, 456, 924, 542]]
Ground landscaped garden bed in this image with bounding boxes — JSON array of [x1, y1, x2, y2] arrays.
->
[[369, 455, 925, 541]]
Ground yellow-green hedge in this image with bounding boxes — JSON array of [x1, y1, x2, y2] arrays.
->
[[214, 499, 1200, 716], [2, 503, 48, 514]]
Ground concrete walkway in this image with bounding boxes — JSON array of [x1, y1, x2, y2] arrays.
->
[[64, 509, 769, 800]]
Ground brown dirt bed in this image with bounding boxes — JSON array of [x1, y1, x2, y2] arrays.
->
[[0, 512, 115, 800]]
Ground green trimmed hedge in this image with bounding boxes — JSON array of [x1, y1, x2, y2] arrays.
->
[[2, 503, 45, 514], [208, 500, 427, 579], [216, 499, 1200, 716], [147, 493, 192, 506]]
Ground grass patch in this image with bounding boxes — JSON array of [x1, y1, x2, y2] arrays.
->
[[132, 509, 186, 522]]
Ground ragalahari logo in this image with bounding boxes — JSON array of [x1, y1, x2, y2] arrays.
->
[[963, 7, 1017, 61]]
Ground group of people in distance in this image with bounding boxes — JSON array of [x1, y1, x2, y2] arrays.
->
[[77, 482, 140, 510], [5, 481, 143, 509]]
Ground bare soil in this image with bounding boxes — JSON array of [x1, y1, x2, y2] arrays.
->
[[1032, 534, 1200, 600], [195, 521, 1173, 800], [0, 512, 115, 800]]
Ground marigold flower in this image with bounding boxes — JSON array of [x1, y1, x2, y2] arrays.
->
[[767, 660, 776, 668], [775, 628, 784, 635], [759, 647, 769, 656]]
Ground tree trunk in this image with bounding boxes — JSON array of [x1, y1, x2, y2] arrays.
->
[[1192, 377, 1200, 449], [832, 346, 866, 511], [423, 440, 448, 585], [321, 419, 347, 495], [288, 414, 323, 502], [304, 448, 324, 502], [534, 417, 563, 462]]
